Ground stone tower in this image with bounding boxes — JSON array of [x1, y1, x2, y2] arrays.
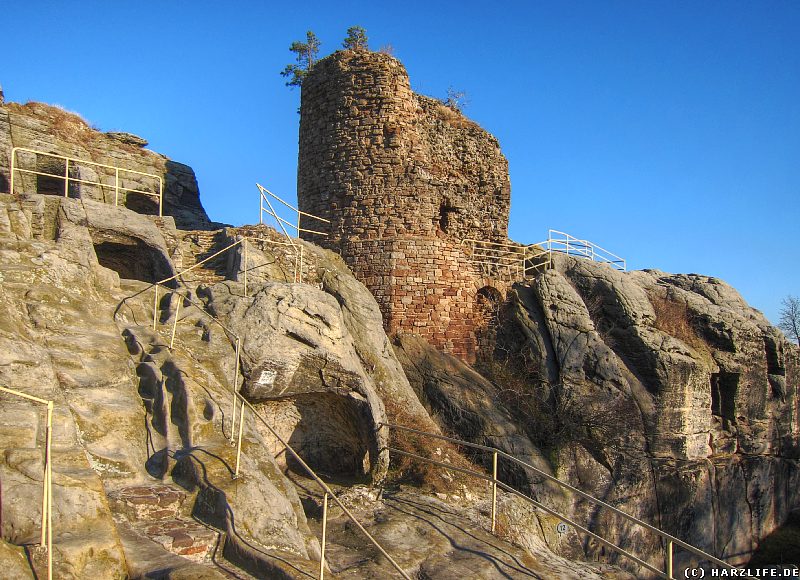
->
[[298, 49, 512, 361]]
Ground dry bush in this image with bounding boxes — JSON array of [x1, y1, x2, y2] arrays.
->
[[477, 322, 640, 466], [647, 290, 707, 353], [382, 397, 483, 495], [8, 101, 97, 144], [377, 44, 395, 55], [433, 102, 479, 130]]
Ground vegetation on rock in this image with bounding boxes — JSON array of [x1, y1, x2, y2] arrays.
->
[[280, 30, 321, 88], [342, 25, 369, 50], [779, 295, 800, 345]]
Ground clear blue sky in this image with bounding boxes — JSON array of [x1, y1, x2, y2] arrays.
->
[[3, 1, 798, 326]]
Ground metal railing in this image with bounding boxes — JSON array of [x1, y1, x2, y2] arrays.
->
[[116, 277, 410, 578], [234, 394, 410, 579], [258, 183, 329, 238], [546, 229, 626, 271], [258, 184, 329, 284], [10, 147, 163, 216], [463, 231, 626, 281], [462, 239, 551, 279], [380, 422, 734, 580], [0, 386, 53, 580]]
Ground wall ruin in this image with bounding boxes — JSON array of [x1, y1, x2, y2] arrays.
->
[[298, 49, 513, 360]]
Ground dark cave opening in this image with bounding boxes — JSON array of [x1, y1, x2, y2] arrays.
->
[[764, 337, 785, 376], [258, 392, 375, 482], [125, 192, 160, 215], [93, 240, 173, 285], [710, 371, 739, 426]]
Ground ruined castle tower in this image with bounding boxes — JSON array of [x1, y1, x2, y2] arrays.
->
[[298, 49, 512, 360]]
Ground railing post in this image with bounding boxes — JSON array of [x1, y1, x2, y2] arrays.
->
[[234, 399, 245, 478], [297, 207, 301, 243], [666, 539, 673, 579], [491, 451, 498, 534], [298, 244, 304, 284], [10, 148, 16, 196], [169, 295, 181, 350], [40, 405, 50, 546], [153, 285, 159, 330], [320, 492, 328, 580], [64, 158, 70, 198], [243, 239, 248, 297], [45, 401, 53, 580], [158, 177, 163, 217], [230, 337, 241, 442], [114, 167, 120, 207]]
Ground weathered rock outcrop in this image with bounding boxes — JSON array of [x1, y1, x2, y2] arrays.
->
[[2, 79, 797, 578], [0, 99, 215, 229], [5, 190, 588, 578], [489, 255, 798, 572]]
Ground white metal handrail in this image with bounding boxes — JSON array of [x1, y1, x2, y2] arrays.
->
[[0, 386, 53, 580], [234, 394, 411, 579], [10, 147, 163, 216], [546, 229, 626, 271], [379, 422, 734, 580], [258, 183, 329, 237], [462, 239, 551, 279], [257, 184, 330, 283]]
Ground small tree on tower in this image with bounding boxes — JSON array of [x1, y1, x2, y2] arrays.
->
[[342, 26, 369, 50], [280, 31, 321, 88]]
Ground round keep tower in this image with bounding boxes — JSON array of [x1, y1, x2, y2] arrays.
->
[[298, 49, 512, 361]]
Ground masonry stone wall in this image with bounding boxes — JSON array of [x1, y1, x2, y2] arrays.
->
[[298, 49, 512, 360]]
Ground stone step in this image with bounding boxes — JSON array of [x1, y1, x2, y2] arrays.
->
[[108, 484, 186, 522], [178, 230, 231, 285], [115, 517, 230, 579], [135, 517, 219, 563]]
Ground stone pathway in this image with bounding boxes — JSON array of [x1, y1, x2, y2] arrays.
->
[[109, 484, 224, 575], [288, 472, 623, 579]]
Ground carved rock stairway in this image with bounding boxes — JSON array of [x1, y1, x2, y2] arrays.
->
[[113, 287, 321, 579], [179, 230, 231, 285], [109, 484, 220, 565]]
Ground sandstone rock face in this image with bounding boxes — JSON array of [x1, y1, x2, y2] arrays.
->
[[200, 281, 390, 481], [389, 252, 798, 575], [0, 193, 323, 577], [5, 192, 584, 578], [0, 99, 214, 229], [0, 539, 34, 580], [486, 254, 799, 573], [393, 333, 555, 488]]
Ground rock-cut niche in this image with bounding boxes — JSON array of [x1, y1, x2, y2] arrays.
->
[[248, 356, 378, 482], [257, 393, 375, 482], [710, 371, 739, 427], [90, 230, 174, 286]]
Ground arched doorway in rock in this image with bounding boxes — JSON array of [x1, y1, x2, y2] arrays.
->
[[475, 285, 504, 358], [254, 392, 377, 483], [90, 231, 174, 286]]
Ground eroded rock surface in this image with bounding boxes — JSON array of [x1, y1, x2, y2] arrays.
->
[[0, 99, 216, 229], [485, 255, 799, 573]]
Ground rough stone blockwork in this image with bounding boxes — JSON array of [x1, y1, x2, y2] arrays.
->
[[298, 49, 512, 360]]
